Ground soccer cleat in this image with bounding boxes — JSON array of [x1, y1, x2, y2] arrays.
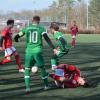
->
[[25, 88, 31, 93], [44, 86, 51, 90], [55, 80, 59, 86], [61, 84, 65, 88], [54, 80, 61, 87], [19, 69, 25, 73], [54, 81, 64, 88], [71, 45, 75, 48], [0, 59, 12, 65]]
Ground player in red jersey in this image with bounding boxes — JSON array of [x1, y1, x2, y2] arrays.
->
[[0, 19, 24, 72], [49, 64, 89, 88], [70, 21, 78, 48]]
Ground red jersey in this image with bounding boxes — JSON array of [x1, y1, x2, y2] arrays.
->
[[70, 24, 78, 36], [1, 27, 13, 49], [51, 64, 81, 88]]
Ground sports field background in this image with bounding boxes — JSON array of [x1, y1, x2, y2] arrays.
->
[[0, 34, 100, 100]]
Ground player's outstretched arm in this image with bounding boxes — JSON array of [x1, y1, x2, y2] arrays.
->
[[43, 33, 55, 49], [14, 31, 25, 42], [14, 34, 20, 42], [59, 37, 66, 47]]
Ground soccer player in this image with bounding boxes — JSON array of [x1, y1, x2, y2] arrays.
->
[[50, 22, 69, 70], [0, 19, 24, 73], [14, 16, 56, 92], [70, 21, 78, 48], [49, 64, 89, 88]]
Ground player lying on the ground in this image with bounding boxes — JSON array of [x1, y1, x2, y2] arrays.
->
[[50, 22, 69, 70], [49, 64, 89, 88], [0, 19, 24, 72], [14, 16, 57, 92], [70, 21, 78, 48]]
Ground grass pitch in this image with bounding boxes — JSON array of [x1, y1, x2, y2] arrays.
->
[[0, 34, 100, 100]]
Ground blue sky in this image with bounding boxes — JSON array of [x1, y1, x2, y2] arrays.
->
[[0, 0, 56, 12], [0, 0, 89, 13]]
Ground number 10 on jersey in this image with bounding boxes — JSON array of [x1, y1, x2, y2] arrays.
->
[[29, 31, 38, 43]]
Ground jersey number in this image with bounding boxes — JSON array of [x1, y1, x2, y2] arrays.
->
[[29, 31, 38, 43]]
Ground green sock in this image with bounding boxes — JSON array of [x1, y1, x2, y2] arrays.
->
[[40, 67, 48, 86], [43, 78, 48, 87], [51, 59, 57, 67], [24, 67, 30, 89]]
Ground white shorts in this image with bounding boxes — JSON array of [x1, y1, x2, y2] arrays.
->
[[5, 47, 16, 57], [72, 35, 76, 39]]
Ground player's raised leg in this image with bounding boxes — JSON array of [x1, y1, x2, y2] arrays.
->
[[51, 55, 58, 70], [51, 50, 69, 70], [13, 51, 24, 72], [0, 56, 11, 65], [0, 46, 12, 65]]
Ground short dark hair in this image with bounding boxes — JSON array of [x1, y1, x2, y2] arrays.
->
[[50, 22, 59, 31], [33, 16, 40, 21], [7, 19, 14, 25]]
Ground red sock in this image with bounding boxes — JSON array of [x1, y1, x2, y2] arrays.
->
[[0, 59, 11, 64], [15, 54, 23, 70]]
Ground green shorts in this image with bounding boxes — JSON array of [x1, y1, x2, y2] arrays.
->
[[25, 52, 44, 68]]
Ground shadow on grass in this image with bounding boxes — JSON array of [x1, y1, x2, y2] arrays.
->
[[0, 43, 100, 100], [0, 93, 100, 100]]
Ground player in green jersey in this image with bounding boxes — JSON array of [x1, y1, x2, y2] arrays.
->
[[14, 16, 56, 92], [50, 22, 69, 70]]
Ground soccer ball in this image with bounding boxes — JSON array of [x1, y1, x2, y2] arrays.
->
[[31, 66, 38, 73]]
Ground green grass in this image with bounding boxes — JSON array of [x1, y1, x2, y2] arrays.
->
[[0, 34, 100, 100]]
